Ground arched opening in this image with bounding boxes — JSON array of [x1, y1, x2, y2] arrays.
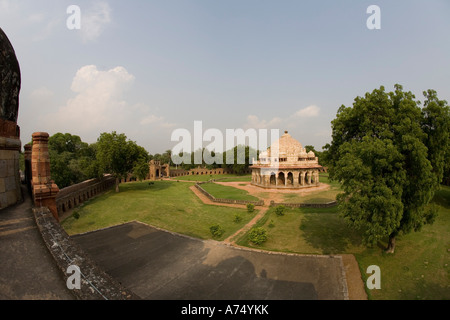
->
[[278, 172, 285, 186], [155, 169, 160, 178], [287, 172, 294, 186], [270, 172, 276, 185], [305, 172, 310, 185]]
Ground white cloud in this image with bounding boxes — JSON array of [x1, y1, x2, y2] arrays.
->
[[294, 105, 320, 118], [80, 1, 112, 43], [243, 115, 283, 130], [41, 65, 175, 143]]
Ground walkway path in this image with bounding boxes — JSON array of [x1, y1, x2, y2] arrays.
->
[[0, 187, 74, 300]]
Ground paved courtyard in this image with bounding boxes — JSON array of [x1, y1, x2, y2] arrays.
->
[[72, 221, 348, 300]]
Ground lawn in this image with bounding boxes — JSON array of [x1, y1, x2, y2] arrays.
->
[[237, 186, 450, 300], [61, 180, 256, 241], [200, 182, 260, 202], [62, 174, 450, 300]]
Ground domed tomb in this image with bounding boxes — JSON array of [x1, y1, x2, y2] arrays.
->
[[250, 131, 323, 189]]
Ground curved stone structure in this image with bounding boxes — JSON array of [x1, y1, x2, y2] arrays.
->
[[0, 27, 21, 124], [250, 131, 323, 189], [0, 28, 22, 210]]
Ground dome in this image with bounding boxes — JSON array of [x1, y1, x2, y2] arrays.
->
[[308, 150, 315, 158], [268, 131, 303, 157]]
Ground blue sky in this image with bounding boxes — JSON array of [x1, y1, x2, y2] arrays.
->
[[1, 0, 450, 154]]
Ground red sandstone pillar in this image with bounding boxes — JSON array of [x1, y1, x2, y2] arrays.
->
[[31, 132, 60, 221]]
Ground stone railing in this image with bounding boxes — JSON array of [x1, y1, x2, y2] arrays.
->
[[33, 206, 138, 300], [56, 175, 116, 215], [195, 182, 264, 206], [269, 200, 337, 208]]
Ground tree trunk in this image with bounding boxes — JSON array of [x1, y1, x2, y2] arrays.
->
[[115, 177, 120, 193], [385, 233, 396, 254]]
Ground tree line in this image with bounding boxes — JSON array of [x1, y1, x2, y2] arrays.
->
[[46, 131, 150, 192], [44, 133, 263, 192]]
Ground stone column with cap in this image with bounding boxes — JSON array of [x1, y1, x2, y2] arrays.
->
[[31, 132, 60, 221]]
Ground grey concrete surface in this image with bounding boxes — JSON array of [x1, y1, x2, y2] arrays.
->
[[72, 221, 348, 300], [0, 187, 74, 300]]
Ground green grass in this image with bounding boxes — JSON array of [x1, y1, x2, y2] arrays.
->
[[236, 205, 361, 255], [173, 174, 251, 182], [355, 186, 450, 300], [62, 173, 450, 300], [61, 180, 256, 241], [200, 183, 260, 202]]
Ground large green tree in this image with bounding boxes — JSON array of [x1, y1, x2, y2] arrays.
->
[[48, 133, 97, 188], [326, 85, 449, 253], [96, 131, 149, 192]]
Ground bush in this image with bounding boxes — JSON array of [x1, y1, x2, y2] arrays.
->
[[209, 224, 225, 238], [275, 205, 286, 216], [248, 227, 268, 245], [234, 214, 242, 223], [268, 220, 275, 228], [72, 211, 80, 220], [247, 203, 255, 213]]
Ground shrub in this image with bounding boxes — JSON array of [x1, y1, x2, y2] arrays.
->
[[234, 214, 242, 223], [248, 227, 268, 245], [268, 220, 275, 228], [275, 205, 286, 216], [209, 224, 225, 238], [72, 211, 80, 220], [247, 203, 255, 213]]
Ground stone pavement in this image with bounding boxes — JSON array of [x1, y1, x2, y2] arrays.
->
[[73, 221, 349, 300], [0, 187, 74, 300]]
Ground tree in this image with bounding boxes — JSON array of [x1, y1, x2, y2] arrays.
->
[[327, 85, 449, 253], [96, 131, 148, 192], [222, 145, 257, 174], [48, 133, 97, 188]]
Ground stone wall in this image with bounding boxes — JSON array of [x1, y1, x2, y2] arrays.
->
[[195, 182, 264, 206], [171, 167, 249, 177], [56, 175, 116, 215], [33, 206, 138, 300], [0, 136, 22, 209], [269, 200, 337, 208]]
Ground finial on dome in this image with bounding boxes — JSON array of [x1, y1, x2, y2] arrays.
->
[[284, 131, 288, 134]]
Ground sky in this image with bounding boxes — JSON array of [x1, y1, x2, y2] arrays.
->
[[1, 0, 450, 154]]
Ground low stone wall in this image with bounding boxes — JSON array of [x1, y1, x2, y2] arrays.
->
[[270, 200, 337, 208], [195, 182, 264, 206], [56, 176, 116, 215], [33, 207, 139, 300]]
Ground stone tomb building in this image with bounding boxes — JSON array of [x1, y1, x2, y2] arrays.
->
[[250, 131, 322, 189]]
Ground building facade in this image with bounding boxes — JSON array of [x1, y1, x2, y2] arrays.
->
[[250, 131, 322, 189]]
